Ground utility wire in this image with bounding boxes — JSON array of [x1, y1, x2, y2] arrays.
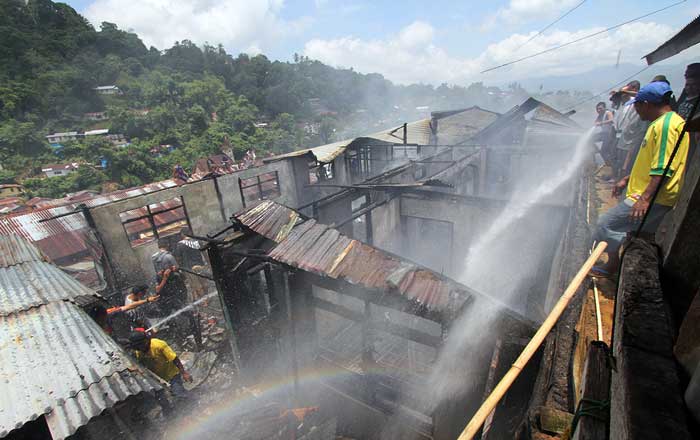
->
[[563, 65, 653, 112], [516, 0, 587, 51], [481, 0, 687, 74]]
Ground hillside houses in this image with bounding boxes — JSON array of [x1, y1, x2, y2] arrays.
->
[[42, 163, 79, 178]]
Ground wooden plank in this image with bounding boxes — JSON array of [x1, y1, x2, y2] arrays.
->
[[312, 296, 442, 347], [572, 341, 610, 440], [539, 406, 573, 435], [480, 338, 502, 440]]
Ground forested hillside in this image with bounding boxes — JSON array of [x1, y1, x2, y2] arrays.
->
[[0, 0, 591, 198]]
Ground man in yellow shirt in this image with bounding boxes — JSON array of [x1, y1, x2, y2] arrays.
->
[[129, 332, 192, 413], [593, 81, 689, 275]]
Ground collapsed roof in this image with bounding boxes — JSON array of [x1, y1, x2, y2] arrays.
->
[[233, 200, 531, 326]]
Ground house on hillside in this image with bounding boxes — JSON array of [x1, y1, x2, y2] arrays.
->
[[149, 144, 176, 157], [42, 163, 79, 178], [84, 111, 108, 121], [46, 131, 80, 145], [0, 183, 24, 198], [93, 85, 121, 95]]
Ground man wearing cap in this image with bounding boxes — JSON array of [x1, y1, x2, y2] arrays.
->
[[593, 81, 689, 276], [129, 331, 192, 413]]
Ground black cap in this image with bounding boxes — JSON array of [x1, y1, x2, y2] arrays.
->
[[128, 331, 148, 345], [131, 285, 149, 295]]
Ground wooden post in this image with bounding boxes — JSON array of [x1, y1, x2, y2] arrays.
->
[[207, 244, 242, 374], [282, 271, 300, 404], [481, 338, 502, 440], [572, 341, 611, 440]]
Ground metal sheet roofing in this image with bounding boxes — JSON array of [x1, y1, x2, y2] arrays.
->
[[235, 200, 302, 242], [0, 301, 161, 439], [472, 98, 579, 143], [645, 15, 700, 65], [0, 260, 98, 316], [0, 180, 177, 262], [433, 106, 501, 145], [264, 118, 433, 164], [234, 201, 473, 317], [0, 233, 44, 268], [0, 236, 161, 439]]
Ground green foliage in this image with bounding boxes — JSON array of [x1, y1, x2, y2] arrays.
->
[[1, 0, 581, 200], [24, 166, 108, 198]]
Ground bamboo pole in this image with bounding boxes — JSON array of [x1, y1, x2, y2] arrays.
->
[[592, 278, 603, 341], [458, 241, 608, 440]]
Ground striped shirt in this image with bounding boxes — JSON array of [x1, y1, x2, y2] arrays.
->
[[627, 111, 689, 206]]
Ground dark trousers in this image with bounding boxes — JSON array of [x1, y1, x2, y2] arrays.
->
[[156, 374, 188, 415]]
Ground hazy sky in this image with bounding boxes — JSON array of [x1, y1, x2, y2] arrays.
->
[[63, 0, 700, 86]]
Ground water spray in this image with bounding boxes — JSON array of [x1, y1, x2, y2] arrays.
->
[[146, 291, 218, 333]]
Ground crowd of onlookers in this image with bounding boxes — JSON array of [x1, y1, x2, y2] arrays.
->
[[591, 63, 699, 277]]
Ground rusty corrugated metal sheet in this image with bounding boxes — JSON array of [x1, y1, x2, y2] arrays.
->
[[0, 180, 178, 263], [0, 301, 161, 440], [0, 233, 44, 268], [235, 202, 469, 313], [0, 234, 98, 316], [0, 236, 161, 439], [236, 200, 302, 242], [645, 15, 700, 65]]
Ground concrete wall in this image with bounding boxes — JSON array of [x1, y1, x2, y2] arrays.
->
[[399, 192, 567, 318], [91, 159, 308, 288], [399, 194, 500, 278], [91, 179, 225, 285], [370, 197, 401, 253]]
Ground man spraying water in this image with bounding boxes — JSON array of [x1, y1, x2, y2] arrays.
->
[[152, 239, 202, 349], [129, 331, 192, 415]]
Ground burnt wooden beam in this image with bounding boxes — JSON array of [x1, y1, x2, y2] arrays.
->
[[310, 274, 446, 324], [312, 296, 442, 347]]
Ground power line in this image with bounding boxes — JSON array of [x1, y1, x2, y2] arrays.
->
[[516, 0, 587, 51], [562, 65, 653, 112], [481, 0, 687, 74]]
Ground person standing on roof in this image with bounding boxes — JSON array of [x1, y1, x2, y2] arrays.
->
[[129, 331, 192, 414], [612, 81, 648, 179], [676, 63, 700, 163], [152, 239, 202, 348], [592, 81, 689, 276], [152, 239, 187, 314], [594, 101, 615, 167]]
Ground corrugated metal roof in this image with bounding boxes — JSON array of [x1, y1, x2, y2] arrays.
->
[[472, 97, 579, 143], [264, 118, 433, 164], [0, 236, 161, 439], [235, 200, 302, 242], [0, 233, 44, 268], [433, 106, 501, 145], [234, 201, 472, 316], [0, 260, 98, 316], [645, 15, 700, 65], [0, 301, 161, 439]]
